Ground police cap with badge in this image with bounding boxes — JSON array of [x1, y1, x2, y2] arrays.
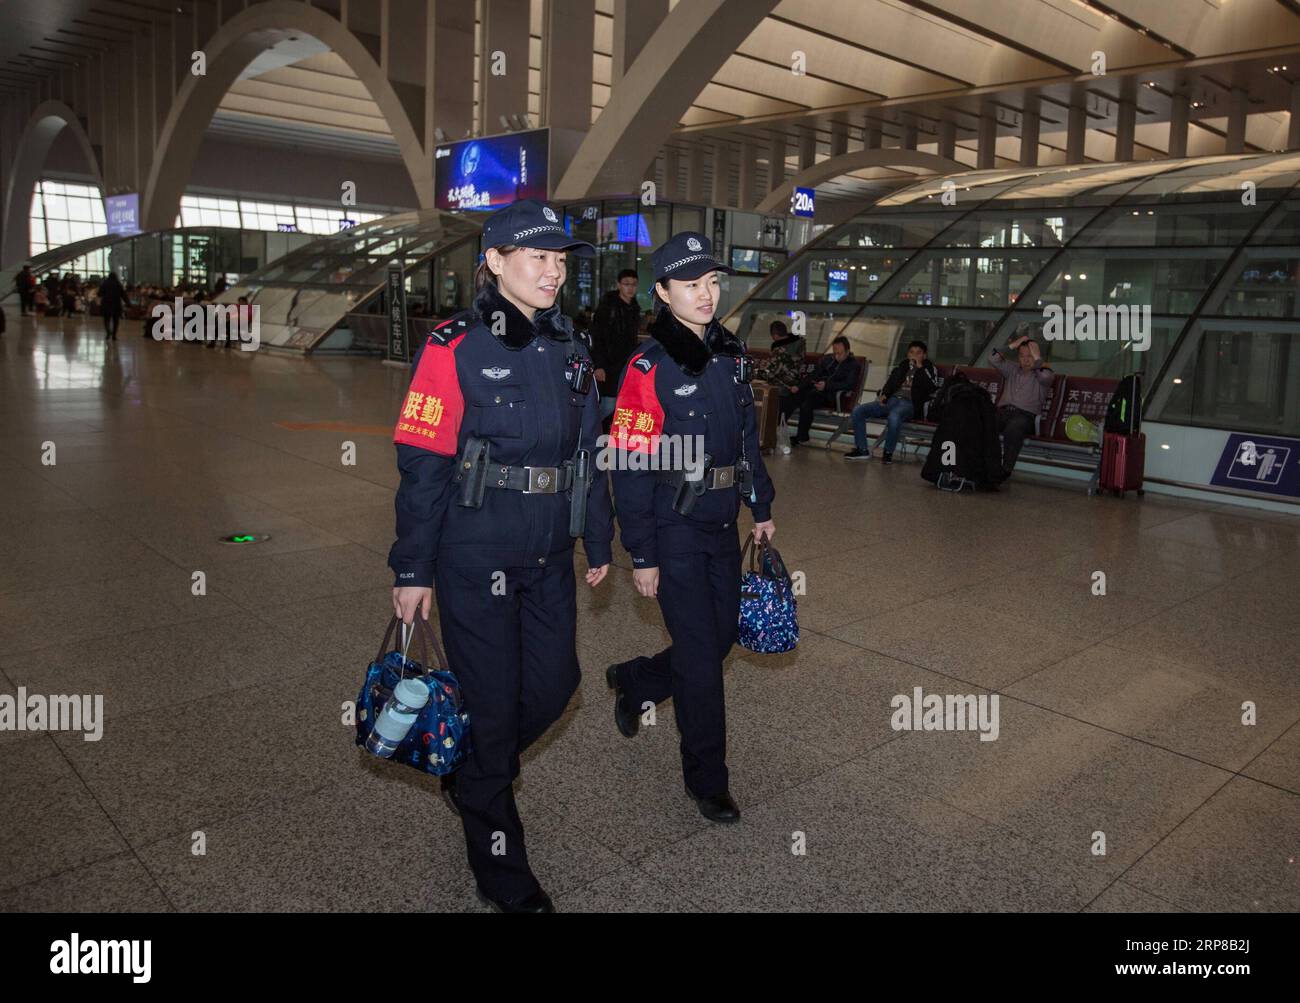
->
[[482, 199, 596, 256], [651, 232, 735, 283]]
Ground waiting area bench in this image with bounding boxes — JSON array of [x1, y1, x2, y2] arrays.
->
[[881, 365, 1119, 472], [747, 347, 870, 440]]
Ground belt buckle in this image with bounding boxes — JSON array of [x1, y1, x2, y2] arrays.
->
[[524, 466, 557, 493], [712, 466, 734, 489]]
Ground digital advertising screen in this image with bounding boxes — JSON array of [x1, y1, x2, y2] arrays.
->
[[596, 212, 652, 247], [434, 128, 550, 211], [104, 192, 141, 236], [827, 268, 849, 302]]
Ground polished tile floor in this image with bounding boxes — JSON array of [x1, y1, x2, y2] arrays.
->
[[1, 313, 1297, 912]]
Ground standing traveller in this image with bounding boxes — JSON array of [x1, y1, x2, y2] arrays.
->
[[589, 268, 642, 430], [99, 272, 125, 341], [15, 265, 36, 315]]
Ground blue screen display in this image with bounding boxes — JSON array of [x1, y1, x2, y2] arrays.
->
[[434, 129, 550, 211], [105, 193, 140, 236], [827, 269, 848, 302]]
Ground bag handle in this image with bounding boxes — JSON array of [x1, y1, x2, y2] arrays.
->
[[740, 532, 774, 577], [740, 533, 759, 575], [376, 614, 450, 679]]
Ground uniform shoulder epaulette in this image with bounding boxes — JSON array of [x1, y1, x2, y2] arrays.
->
[[630, 339, 666, 371], [427, 309, 476, 344]]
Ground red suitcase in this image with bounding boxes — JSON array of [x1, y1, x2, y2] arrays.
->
[[1099, 431, 1145, 497]]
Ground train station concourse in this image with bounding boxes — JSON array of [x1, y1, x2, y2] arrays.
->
[[0, 0, 1297, 945]]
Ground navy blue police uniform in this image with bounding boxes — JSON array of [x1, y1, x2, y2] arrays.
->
[[606, 232, 775, 816], [388, 199, 612, 909]]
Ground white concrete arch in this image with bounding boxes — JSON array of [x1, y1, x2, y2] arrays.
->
[[554, 0, 782, 200], [753, 149, 965, 214], [2, 101, 103, 269], [142, 0, 428, 231]]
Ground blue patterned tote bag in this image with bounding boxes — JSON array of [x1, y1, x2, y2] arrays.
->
[[738, 535, 799, 653], [355, 615, 471, 776]]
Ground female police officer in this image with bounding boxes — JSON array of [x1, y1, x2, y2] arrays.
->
[[389, 198, 612, 913], [605, 231, 775, 823]]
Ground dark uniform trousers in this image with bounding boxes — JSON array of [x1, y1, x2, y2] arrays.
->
[[434, 557, 579, 901], [616, 523, 741, 797]]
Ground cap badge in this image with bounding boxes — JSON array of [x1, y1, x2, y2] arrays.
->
[[542, 206, 558, 223], [686, 237, 702, 252]]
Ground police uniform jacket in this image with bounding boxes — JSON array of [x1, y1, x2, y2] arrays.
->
[[610, 306, 775, 569], [388, 283, 614, 586]]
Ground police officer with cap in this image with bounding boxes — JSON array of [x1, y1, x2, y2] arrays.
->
[[605, 231, 776, 823], [389, 197, 612, 912]]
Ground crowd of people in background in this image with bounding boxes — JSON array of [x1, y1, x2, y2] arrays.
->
[[12, 264, 222, 323], [10, 264, 252, 348]]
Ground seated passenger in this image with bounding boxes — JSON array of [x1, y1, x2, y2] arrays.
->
[[846, 339, 937, 463], [989, 334, 1053, 477], [757, 320, 806, 396], [780, 335, 862, 446]]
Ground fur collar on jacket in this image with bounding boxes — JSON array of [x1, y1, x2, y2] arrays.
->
[[473, 282, 573, 351], [648, 306, 744, 377]]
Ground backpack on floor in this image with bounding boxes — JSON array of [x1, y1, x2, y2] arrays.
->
[[921, 374, 1004, 490]]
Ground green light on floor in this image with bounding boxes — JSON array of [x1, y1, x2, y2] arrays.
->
[[219, 533, 270, 545]]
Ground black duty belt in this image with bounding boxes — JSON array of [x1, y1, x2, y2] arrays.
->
[[486, 463, 574, 494], [655, 464, 736, 490]]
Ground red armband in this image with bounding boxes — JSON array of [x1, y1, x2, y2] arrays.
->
[[393, 334, 465, 455], [609, 356, 664, 454]]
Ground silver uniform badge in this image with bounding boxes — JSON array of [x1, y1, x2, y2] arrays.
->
[[673, 384, 697, 396], [481, 367, 512, 380]]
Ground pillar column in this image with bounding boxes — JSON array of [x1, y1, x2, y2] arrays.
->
[[428, 0, 475, 144], [710, 138, 732, 207], [1225, 87, 1247, 154], [737, 137, 757, 208], [1115, 97, 1136, 161], [1020, 96, 1040, 166], [976, 104, 996, 169], [937, 118, 955, 160], [478, 0, 530, 136], [541, 0, 595, 181], [611, 0, 668, 82], [1066, 97, 1087, 164], [686, 142, 706, 203], [767, 133, 786, 193]]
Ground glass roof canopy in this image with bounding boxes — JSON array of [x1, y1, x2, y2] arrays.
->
[[224, 209, 481, 351], [723, 152, 1300, 439]]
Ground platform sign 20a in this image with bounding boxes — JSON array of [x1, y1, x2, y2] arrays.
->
[[790, 187, 815, 218]]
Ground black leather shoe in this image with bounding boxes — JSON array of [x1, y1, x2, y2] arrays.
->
[[606, 664, 639, 738], [476, 886, 555, 913], [439, 773, 461, 817], [687, 788, 741, 823]]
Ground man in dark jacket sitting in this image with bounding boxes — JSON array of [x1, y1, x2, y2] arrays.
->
[[846, 340, 938, 464], [781, 335, 862, 446]]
